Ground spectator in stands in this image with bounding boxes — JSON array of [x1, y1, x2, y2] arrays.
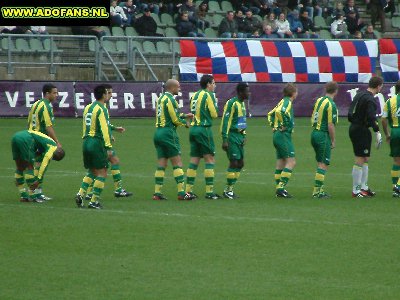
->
[[367, 0, 386, 32], [275, 0, 289, 16], [135, 8, 163, 36], [299, 0, 315, 19], [288, 10, 305, 37], [0, 26, 31, 34], [346, 10, 365, 35], [330, 12, 348, 38], [30, 26, 48, 35], [385, 0, 396, 18], [276, 12, 294, 37], [353, 30, 362, 38], [313, 0, 324, 17], [299, 9, 319, 37], [363, 24, 378, 38], [137, 0, 160, 15], [71, 27, 107, 39], [243, 10, 263, 37], [180, 0, 197, 23], [176, 11, 205, 37], [166, 0, 184, 15], [235, 10, 248, 36], [263, 12, 279, 34], [331, 1, 345, 18], [110, 0, 129, 27], [260, 24, 280, 37], [122, 0, 138, 26], [219, 11, 241, 38], [196, 1, 211, 31], [250, 29, 261, 37]]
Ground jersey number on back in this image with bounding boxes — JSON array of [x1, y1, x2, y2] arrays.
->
[[85, 113, 93, 126], [31, 114, 37, 129], [313, 112, 319, 124]]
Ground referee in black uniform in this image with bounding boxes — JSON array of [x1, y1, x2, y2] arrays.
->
[[348, 76, 383, 198]]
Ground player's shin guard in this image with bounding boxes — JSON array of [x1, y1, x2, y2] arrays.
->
[[78, 172, 95, 196], [185, 163, 198, 193], [393, 164, 400, 187], [154, 167, 165, 195], [173, 166, 185, 196], [91, 177, 106, 202], [274, 169, 282, 188], [361, 163, 369, 190], [15, 170, 28, 198], [225, 168, 237, 192], [313, 168, 326, 195], [204, 163, 215, 195], [352, 164, 363, 193], [277, 168, 292, 191], [111, 164, 122, 191]]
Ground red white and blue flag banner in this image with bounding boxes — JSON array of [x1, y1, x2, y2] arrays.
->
[[179, 40, 378, 83], [379, 39, 400, 82]]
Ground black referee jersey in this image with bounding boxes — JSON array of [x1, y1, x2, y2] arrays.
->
[[348, 90, 380, 132]]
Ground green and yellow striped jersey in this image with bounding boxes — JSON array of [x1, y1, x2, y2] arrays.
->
[[220, 97, 247, 141], [190, 89, 218, 126], [82, 101, 112, 149], [27, 98, 54, 134], [155, 92, 186, 128], [28, 130, 57, 180], [311, 96, 338, 131], [267, 97, 294, 133], [382, 95, 400, 128]]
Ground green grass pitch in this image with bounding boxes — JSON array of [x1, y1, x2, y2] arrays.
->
[[1, 117, 399, 299]]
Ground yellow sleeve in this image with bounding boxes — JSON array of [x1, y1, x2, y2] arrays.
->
[[207, 93, 218, 119], [42, 106, 53, 127], [327, 103, 333, 123], [167, 99, 185, 127], [98, 110, 113, 149]]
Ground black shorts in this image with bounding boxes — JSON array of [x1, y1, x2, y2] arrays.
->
[[349, 124, 372, 157]]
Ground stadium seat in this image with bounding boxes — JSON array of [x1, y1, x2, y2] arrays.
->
[[205, 28, 217, 38], [392, 16, 400, 28], [88, 40, 96, 52], [43, 39, 61, 52], [118, 1, 126, 7], [132, 40, 144, 52], [100, 26, 111, 36], [221, 1, 234, 12], [319, 29, 332, 39], [170, 41, 181, 54], [156, 27, 165, 36], [102, 40, 118, 54], [116, 40, 128, 53], [1, 38, 15, 51], [160, 13, 175, 27], [165, 27, 179, 37], [29, 39, 45, 52], [112, 27, 125, 36], [325, 16, 333, 27], [151, 13, 166, 28], [208, 1, 222, 13], [142, 41, 157, 54], [314, 16, 329, 29], [15, 39, 32, 52], [125, 27, 139, 36], [213, 14, 224, 28], [156, 41, 171, 54]]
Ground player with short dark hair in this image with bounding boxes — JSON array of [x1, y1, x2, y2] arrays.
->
[[75, 85, 113, 209], [185, 75, 221, 200], [11, 130, 64, 202], [27, 83, 61, 201], [83, 84, 132, 200], [348, 76, 383, 197], [153, 79, 196, 201], [382, 80, 400, 197], [310, 81, 339, 198], [268, 83, 298, 198], [220, 82, 250, 199]]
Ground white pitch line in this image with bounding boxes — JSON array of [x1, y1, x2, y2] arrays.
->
[[0, 202, 399, 229]]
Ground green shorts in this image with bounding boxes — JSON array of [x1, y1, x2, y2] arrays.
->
[[273, 131, 295, 159], [311, 130, 331, 165], [390, 127, 400, 157], [189, 126, 215, 157], [11, 131, 36, 163], [154, 127, 181, 159], [83, 137, 109, 169], [226, 131, 245, 161]]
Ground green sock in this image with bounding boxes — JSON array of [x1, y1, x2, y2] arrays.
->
[[78, 172, 95, 196], [274, 169, 282, 188], [392, 165, 400, 186], [205, 163, 215, 195], [91, 176, 106, 202], [15, 170, 28, 198], [313, 168, 326, 195], [173, 166, 185, 196], [154, 166, 165, 195], [185, 163, 198, 193], [277, 168, 292, 191], [225, 168, 237, 192], [111, 164, 122, 192]]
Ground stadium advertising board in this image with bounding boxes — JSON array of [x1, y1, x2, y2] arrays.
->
[[0, 81, 397, 117]]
